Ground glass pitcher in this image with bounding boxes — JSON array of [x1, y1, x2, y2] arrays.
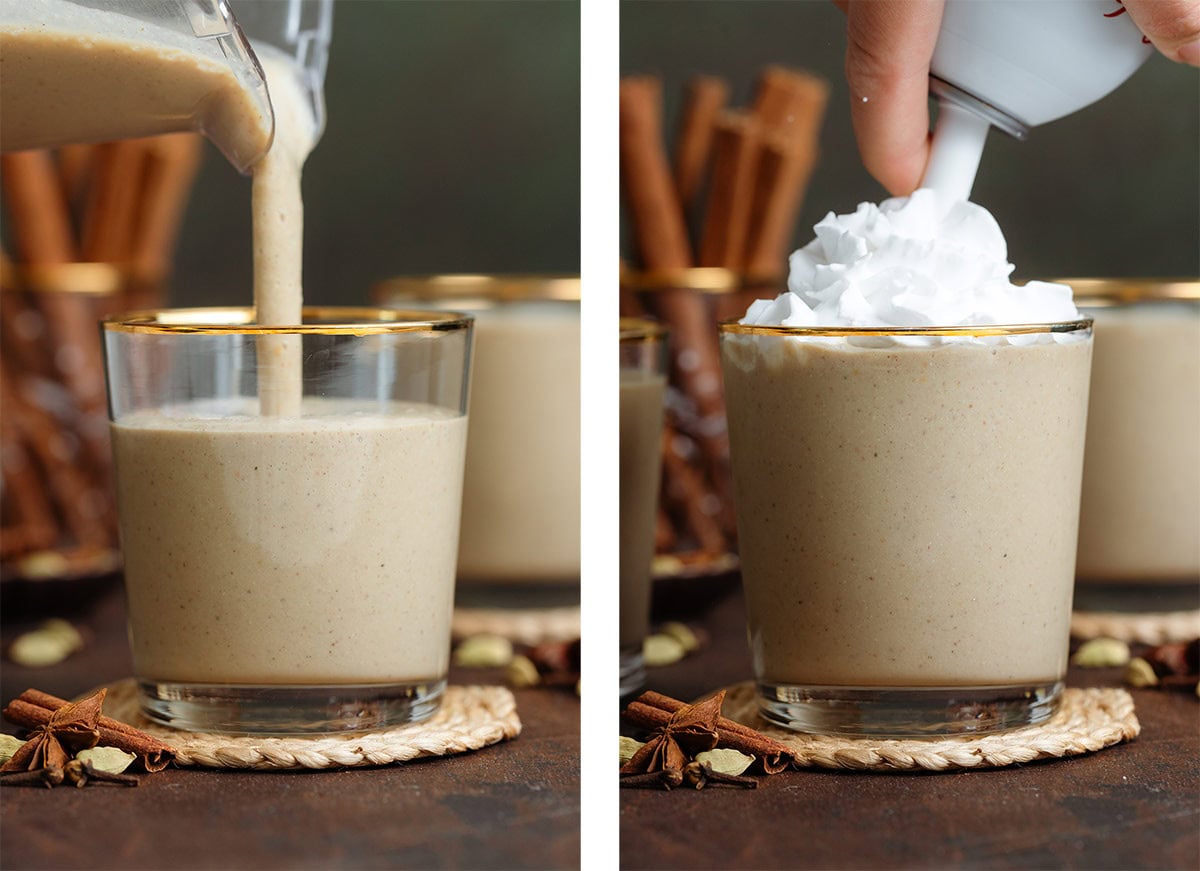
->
[[0, 0, 331, 171]]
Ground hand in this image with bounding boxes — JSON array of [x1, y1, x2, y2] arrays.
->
[[839, 0, 1200, 197]]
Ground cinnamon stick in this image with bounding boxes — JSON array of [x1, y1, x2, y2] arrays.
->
[[751, 66, 820, 132], [661, 424, 725, 554], [649, 283, 736, 540], [620, 77, 692, 269], [56, 144, 94, 213], [0, 368, 109, 548], [4, 690, 176, 772], [82, 140, 147, 265], [622, 77, 736, 550], [0, 371, 58, 557], [1, 151, 107, 421], [698, 111, 761, 269], [3, 149, 116, 539], [129, 134, 203, 303], [673, 76, 729, 210], [624, 691, 796, 774], [744, 69, 829, 279]]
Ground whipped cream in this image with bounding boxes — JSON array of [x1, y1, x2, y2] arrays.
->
[[742, 190, 1079, 329]]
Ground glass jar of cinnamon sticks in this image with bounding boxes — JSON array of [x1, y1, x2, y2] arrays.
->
[[620, 267, 778, 579]]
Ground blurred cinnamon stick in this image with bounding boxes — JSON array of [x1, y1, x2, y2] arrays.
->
[[56, 144, 94, 213], [0, 365, 58, 558], [673, 76, 729, 211], [82, 140, 147, 265], [744, 68, 828, 279], [661, 424, 725, 554], [130, 133, 202, 299], [698, 111, 761, 269], [620, 77, 692, 269], [0, 365, 108, 548], [1, 151, 106, 419]]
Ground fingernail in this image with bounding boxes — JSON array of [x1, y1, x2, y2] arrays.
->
[[1176, 40, 1200, 66]]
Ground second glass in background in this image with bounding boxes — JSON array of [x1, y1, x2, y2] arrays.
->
[[376, 275, 580, 608], [619, 319, 667, 697], [1071, 279, 1200, 614]]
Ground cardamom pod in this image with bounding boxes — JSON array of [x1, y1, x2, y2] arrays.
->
[[506, 655, 541, 688], [0, 734, 26, 766], [1071, 637, 1130, 668], [452, 634, 513, 668], [619, 736, 646, 766], [8, 619, 84, 667], [643, 634, 686, 667], [695, 748, 754, 776], [75, 746, 137, 775], [660, 622, 701, 654], [1125, 657, 1159, 688]]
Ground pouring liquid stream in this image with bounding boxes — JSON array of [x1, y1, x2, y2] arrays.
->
[[251, 48, 318, 417]]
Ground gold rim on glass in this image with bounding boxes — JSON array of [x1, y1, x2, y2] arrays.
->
[[619, 317, 667, 342], [373, 274, 580, 304], [102, 307, 471, 335], [1, 261, 126, 295], [1055, 278, 1200, 306], [720, 318, 1093, 338], [620, 267, 778, 295]]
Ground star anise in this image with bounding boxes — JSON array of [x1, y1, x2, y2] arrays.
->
[[620, 690, 725, 775], [0, 688, 105, 774]]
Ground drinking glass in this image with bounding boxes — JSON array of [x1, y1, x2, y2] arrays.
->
[[103, 307, 471, 734]]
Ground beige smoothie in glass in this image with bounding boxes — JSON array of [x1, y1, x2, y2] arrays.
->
[[723, 332, 1092, 688], [1071, 280, 1200, 613], [619, 320, 666, 696], [723, 191, 1093, 735], [376, 277, 581, 602], [113, 399, 466, 687]]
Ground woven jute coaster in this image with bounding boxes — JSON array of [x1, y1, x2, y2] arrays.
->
[[720, 682, 1139, 772], [452, 606, 580, 645], [99, 679, 520, 770], [1071, 609, 1200, 645]]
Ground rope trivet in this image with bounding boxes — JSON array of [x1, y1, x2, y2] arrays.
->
[[720, 682, 1139, 772], [1071, 609, 1200, 645], [99, 679, 520, 770], [452, 606, 580, 645]]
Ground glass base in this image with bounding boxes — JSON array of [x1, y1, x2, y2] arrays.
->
[[137, 678, 446, 735], [619, 645, 645, 699], [1073, 578, 1199, 614], [756, 680, 1063, 737], [454, 581, 580, 610]]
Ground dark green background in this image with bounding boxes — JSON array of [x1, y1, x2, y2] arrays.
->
[[621, 0, 1200, 282], [172, 0, 581, 307]]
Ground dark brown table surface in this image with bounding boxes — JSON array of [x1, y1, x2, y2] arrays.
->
[[624, 581, 1200, 870], [0, 578, 580, 870]]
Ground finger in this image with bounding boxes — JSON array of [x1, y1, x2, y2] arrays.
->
[[1123, 0, 1200, 65], [844, 0, 945, 195]]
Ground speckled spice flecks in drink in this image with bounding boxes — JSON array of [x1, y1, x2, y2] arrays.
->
[[721, 334, 1092, 687], [113, 399, 467, 684]]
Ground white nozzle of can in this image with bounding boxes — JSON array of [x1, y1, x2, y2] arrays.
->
[[920, 100, 991, 205]]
